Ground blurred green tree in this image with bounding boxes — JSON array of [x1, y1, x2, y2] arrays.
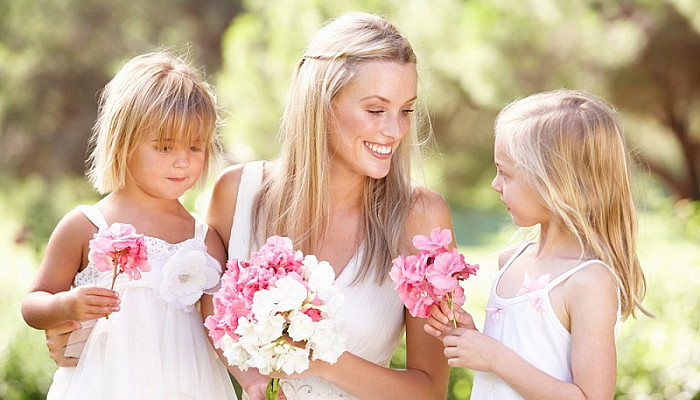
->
[[0, 0, 243, 181], [216, 0, 700, 206]]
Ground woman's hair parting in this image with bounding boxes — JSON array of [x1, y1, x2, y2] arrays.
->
[[495, 89, 648, 318], [87, 50, 220, 194]]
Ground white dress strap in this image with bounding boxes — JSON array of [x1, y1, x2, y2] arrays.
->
[[228, 161, 265, 259], [545, 258, 623, 337], [499, 242, 532, 273], [546, 260, 603, 288], [193, 218, 209, 243], [77, 205, 109, 230]]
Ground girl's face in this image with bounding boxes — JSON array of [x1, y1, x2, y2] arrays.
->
[[491, 134, 548, 227], [125, 133, 206, 200], [328, 60, 417, 180]]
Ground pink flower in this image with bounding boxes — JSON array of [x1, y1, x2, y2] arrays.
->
[[88, 222, 150, 286], [389, 254, 427, 286], [485, 306, 504, 322], [516, 273, 551, 313], [425, 250, 465, 293], [390, 228, 479, 322], [516, 273, 551, 295], [412, 227, 452, 254]]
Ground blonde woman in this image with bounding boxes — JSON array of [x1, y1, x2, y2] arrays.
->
[[206, 12, 452, 400], [426, 90, 650, 399]]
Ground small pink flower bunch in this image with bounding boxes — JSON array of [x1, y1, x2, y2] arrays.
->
[[389, 228, 479, 322], [88, 223, 150, 317], [205, 236, 345, 400], [516, 273, 551, 313]]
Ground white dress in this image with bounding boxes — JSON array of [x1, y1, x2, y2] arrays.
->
[[471, 242, 621, 399], [47, 205, 237, 400], [230, 161, 406, 400]]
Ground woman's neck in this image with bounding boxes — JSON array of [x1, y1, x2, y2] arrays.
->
[[328, 169, 365, 210]]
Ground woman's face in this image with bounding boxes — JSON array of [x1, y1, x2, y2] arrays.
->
[[328, 60, 417, 180]]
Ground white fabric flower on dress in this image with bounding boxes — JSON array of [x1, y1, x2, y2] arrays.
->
[[159, 246, 220, 311]]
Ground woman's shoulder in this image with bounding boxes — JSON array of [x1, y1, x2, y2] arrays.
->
[[212, 160, 273, 192], [213, 163, 246, 191], [406, 186, 453, 236], [409, 186, 450, 217]]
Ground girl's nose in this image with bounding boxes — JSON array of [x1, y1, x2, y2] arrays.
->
[[491, 175, 501, 192], [173, 150, 190, 168]]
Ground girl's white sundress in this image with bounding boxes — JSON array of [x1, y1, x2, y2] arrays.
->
[[471, 242, 621, 399], [231, 161, 406, 400], [47, 205, 237, 400]]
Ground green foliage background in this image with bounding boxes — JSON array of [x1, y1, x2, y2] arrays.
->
[[1, 0, 699, 399]]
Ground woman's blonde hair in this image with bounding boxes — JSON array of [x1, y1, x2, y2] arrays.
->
[[253, 12, 422, 283], [496, 89, 648, 319], [87, 51, 220, 194]]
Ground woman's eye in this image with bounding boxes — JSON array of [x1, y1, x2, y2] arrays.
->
[[190, 146, 202, 152], [401, 109, 414, 115], [159, 146, 171, 152], [367, 110, 384, 114]]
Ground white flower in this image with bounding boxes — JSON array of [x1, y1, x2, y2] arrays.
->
[[252, 312, 286, 345], [220, 335, 250, 368], [309, 319, 346, 363], [275, 344, 310, 374], [160, 248, 220, 311], [272, 276, 308, 312], [303, 255, 336, 293], [287, 310, 315, 342]]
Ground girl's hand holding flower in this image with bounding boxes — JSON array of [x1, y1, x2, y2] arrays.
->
[[61, 285, 120, 321]]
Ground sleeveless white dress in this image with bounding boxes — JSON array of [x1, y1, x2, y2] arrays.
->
[[231, 161, 406, 400], [471, 242, 621, 399], [47, 205, 237, 400]]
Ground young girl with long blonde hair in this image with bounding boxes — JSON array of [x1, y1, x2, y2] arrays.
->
[[427, 89, 649, 399]]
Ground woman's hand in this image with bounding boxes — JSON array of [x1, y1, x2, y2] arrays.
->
[[45, 321, 82, 367]]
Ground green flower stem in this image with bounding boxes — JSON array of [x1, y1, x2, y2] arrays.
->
[[266, 377, 280, 400], [447, 292, 457, 329]]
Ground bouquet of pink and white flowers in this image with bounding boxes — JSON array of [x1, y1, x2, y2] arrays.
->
[[205, 236, 345, 400], [389, 228, 478, 325]]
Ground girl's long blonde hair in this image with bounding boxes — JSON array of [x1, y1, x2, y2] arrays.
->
[[252, 12, 423, 284], [496, 89, 648, 319], [87, 51, 220, 194]]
